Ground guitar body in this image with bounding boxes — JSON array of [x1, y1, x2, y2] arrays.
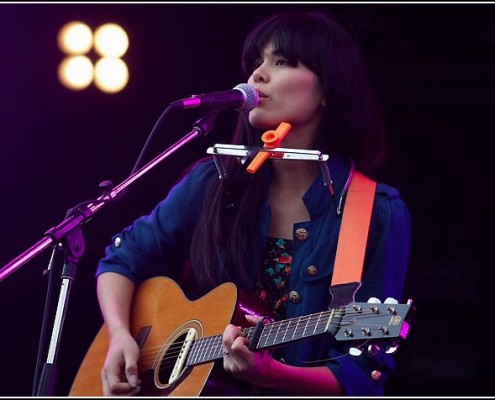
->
[[69, 276, 238, 397], [69, 276, 413, 396]]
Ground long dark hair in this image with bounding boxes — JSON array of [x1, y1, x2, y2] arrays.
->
[[188, 10, 387, 293]]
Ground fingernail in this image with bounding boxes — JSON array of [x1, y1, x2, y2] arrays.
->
[[129, 375, 138, 387]]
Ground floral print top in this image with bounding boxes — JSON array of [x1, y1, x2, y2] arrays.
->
[[255, 237, 293, 320]]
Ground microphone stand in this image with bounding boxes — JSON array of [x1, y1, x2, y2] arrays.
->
[[34, 225, 85, 396], [0, 111, 218, 396]]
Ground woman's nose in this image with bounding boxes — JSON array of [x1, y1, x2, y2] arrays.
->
[[252, 67, 268, 84]]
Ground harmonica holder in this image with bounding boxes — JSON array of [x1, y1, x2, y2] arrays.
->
[[206, 143, 335, 199]]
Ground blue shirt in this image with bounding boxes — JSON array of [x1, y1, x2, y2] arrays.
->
[[96, 155, 411, 396]]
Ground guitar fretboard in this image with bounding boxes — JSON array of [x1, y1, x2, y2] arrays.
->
[[186, 310, 336, 366]]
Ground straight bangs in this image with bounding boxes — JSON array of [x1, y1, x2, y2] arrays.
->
[[241, 13, 323, 78]]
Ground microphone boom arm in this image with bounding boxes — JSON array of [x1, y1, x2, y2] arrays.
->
[[0, 112, 216, 282]]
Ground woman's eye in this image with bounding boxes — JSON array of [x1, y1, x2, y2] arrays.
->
[[251, 57, 290, 71], [275, 58, 289, 66]]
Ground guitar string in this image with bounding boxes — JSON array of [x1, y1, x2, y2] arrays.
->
[[141, 317, 395, 374], [136, 309, 393, 363], [134, 309, 397, 370], [148, 327, 391, 377]]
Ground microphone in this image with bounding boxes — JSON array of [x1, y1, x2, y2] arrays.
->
[[170, 83, 259, 113]]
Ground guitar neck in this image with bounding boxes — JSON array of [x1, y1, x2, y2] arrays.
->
[[186, 299, 411, 367], [186, 310, 337, 366]]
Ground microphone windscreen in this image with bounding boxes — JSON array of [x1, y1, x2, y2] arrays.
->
[[234, 83, 259, 112]]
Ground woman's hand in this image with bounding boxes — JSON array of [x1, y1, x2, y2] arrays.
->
[[101, 327, 142, 396], [221, 315, 277, 387]]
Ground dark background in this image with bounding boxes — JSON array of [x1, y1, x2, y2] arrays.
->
[[0, 2, 492, 396]]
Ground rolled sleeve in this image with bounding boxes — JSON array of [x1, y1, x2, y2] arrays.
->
[[95, 160, 218, 284]]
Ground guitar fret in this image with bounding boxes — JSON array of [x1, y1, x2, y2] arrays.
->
[[205, 335, 216, 362], [294, 316, 304, 339], [197, 337, 207, 364], [273, 319, 283, 345], [205, 335, 213, 362], [282, 318, 291, 344], [214, 335, 223, 359], [303, 316, 309, 337], [256, 311, 333, 349], [188, 338, 200, 365], [201, 336, 211, 363], [266, 322, 275, 347], [273, 320, 288, 346], [316, 312, 326, 335]]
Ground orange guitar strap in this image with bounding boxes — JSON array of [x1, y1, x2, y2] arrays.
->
[[331, 171, 377, 285]]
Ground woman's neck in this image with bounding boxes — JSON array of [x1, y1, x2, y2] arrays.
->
[[270, 159, 318, 194], [266, 160, 317, 239]]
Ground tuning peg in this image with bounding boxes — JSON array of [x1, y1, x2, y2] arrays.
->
[[367, 297, 382, 314], [367, 297, 381, 303], [384, 297, 398, 304], [385, 345, 399, 354], [349, 347, 362, 356]]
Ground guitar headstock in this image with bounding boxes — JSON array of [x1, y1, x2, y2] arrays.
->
[[332, 298, 414, 349]]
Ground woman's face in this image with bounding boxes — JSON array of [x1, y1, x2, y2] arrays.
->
[[247, 41, 325, 144]]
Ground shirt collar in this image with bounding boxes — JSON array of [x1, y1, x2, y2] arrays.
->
[[302, 154, 353, 218]]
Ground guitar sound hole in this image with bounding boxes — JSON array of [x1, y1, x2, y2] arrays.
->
[[156, 331, 189, 385]]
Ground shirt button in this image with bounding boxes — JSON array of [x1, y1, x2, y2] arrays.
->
[[114, 236, 122, 247], [295, 228, 309, 241], [307, 265, 318, 276], [371, 370, 382, 381], [288, 290, 301, 304]]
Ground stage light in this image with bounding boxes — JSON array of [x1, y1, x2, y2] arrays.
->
[[58, 55, 94, 90], [94, 57, 129, 93], [58, 21, 129, 93], [94, 23, 129, 58], [58, 21, 93, 55]]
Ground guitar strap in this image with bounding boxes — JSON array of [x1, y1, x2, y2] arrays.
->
[[331, 171, 377, 286]]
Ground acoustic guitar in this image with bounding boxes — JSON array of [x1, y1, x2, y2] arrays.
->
[[69, 276, 412, 396]]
